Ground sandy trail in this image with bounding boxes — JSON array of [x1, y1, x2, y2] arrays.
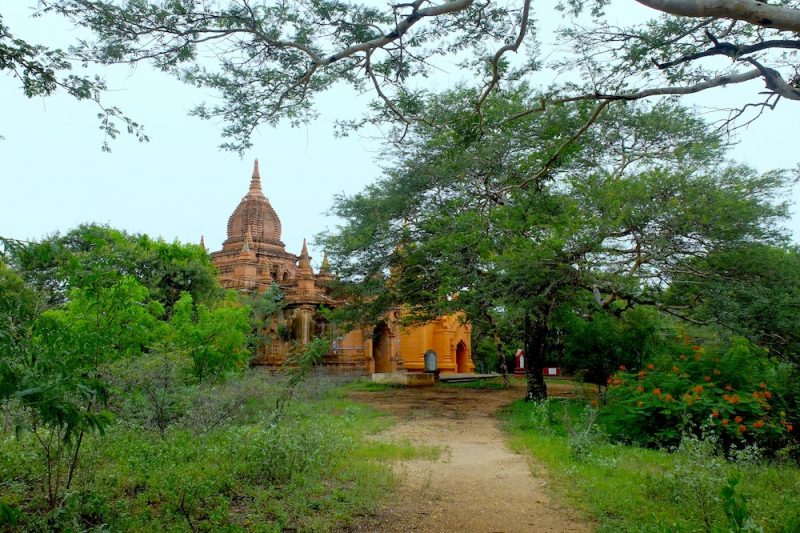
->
[[344, 383, 592, 533]]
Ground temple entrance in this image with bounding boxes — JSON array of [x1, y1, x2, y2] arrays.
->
[[456, 341, 469, 373], [372, 323, 393, 373]]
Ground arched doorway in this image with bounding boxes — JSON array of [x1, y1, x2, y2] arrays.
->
[[372, 323, 393, 373], [456, 341, 469, 373]]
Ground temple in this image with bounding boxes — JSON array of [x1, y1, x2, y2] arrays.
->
[[210, 160, 473, 374]]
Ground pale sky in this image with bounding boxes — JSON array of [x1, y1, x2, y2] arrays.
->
[[1, 1, 798, 270]]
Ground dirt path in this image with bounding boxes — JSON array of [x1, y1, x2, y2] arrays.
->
[[344, 382, 592, 533]]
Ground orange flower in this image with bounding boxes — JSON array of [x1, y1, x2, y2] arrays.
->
[[787, 424, 794, 433], [721, 419, 730, 426], [693, 385, 704, 393], [684, 394, 694, 406], [759, 382, 767, 389], [694, 354, 702, 361], [713, 369, 721, 375], [753, 420, 765, 429], [664, 393, 674, 402], [734, 416, 744, 424], [764, 391, 772, 400], [591, 399, 598, 407], [703, 376, 711, 382], [711, 410, 720, 418], [753, 392, 762, 399], [637, 371, 646, 379], [723, 394, 741, 404], [691, 345, 700, 351], [653, 388, 662, 395], [619, 364, 627, 371], [679, 354, 687, 360], [738, 425, 747, 433], [647, 363, 655, 370], [636, 386, 644, 393], [671, 366, 680, 373], [724, 384, 734, 391]]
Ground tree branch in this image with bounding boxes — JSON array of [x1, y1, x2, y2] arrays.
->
[[324, 0, 475, 64], [636, 0, 800, 33]]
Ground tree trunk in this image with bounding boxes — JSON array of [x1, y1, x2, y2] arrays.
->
[[524, 311, 548, 402], [481, 307, 509, 387]]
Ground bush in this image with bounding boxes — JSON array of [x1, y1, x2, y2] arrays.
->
[[602, 337, 795, 452], [109, 351, 192, 436], [471, 337, 499, 373], [0, 370, 395, 532], [561, 306, 673, 392]]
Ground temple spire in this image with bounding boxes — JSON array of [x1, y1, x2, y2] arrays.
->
[[248, 158, 263, 196], [299, 238, 312, 274], [241, 226, 253, 254], [320, 250, 330, 273], [199, 235, 206, 250]]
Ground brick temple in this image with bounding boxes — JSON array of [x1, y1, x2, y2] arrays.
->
[[209, 160, 473, 374]]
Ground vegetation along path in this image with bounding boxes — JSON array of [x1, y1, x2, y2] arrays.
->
[[345, 381, 591, 533]]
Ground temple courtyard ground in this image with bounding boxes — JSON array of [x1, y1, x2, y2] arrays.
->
[[344, 380, 594, 532]]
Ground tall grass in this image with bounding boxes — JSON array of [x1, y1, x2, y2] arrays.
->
[[0, 371, 429, 532], [501, 399, 800, 533]]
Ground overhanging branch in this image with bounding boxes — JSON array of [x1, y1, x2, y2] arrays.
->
[[636, 0, 800, 33]]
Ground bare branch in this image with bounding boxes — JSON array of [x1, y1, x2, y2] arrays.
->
[[476, 0, 532, 112], [742, 56, 800, 100]]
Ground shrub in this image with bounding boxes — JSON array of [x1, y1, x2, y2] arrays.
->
[[561, 306, 673, 393], [602, 337, 794, 452]]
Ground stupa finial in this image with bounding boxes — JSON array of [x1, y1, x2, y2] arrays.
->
[[248, 158, 262, 195], [299, 238, 312, 273]]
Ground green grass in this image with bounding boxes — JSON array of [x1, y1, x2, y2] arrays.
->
[[0, 373, 432, 532], [354, 439, 444, 461], [501, 399, 800, 533], [340, 378, 405, 392]]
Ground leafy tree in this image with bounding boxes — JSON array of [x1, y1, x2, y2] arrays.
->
[[0, 12, 147, 148], [0, 226, 237, 507], [560, 306, 672, 395], [12, 275, 163, 507], [12, 0, 795, 153], [666, 243, 800, 364], [322, 86, 790, 400], [0, 261, 40, 401], [6, 224, 220, 314], [169, 292, 251, 383]]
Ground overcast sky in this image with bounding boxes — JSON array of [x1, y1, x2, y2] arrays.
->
[[1, 1, 798, 269]]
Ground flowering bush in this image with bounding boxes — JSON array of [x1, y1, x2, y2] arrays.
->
[[601, 337, 795, 451]]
